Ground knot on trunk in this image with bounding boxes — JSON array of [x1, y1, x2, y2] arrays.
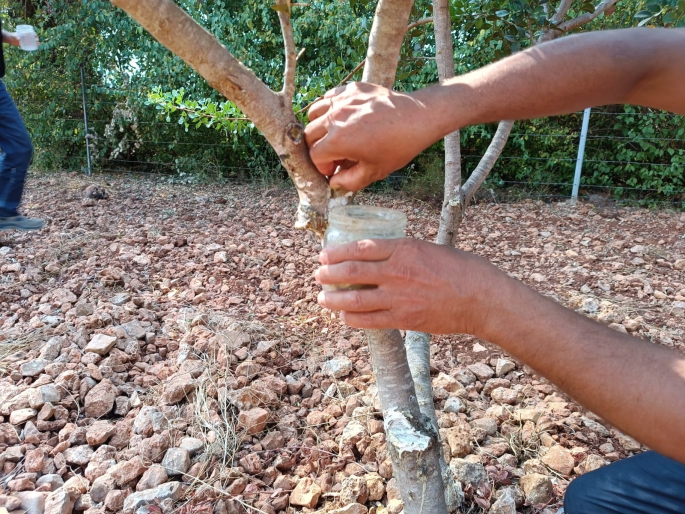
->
[[286, 122, 304, 145]]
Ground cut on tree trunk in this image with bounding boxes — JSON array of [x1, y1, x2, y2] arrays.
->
[[367, 329, 448, 514], [110, 0, 330, 236]]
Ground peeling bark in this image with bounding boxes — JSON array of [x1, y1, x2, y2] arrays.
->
[[111, 0, 330, 236]]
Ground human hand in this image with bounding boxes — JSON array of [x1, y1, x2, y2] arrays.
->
[[305, 82, 441, 191], [315, 238, 508, 335], [1, 31, 21, 47]]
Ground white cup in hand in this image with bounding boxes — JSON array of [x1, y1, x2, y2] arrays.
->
[[16, 25, 39, 51]]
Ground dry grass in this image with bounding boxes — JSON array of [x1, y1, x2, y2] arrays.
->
[[0, 327, 48, 377]]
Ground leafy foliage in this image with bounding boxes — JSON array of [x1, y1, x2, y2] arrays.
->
[[1, 0, 683, 200]]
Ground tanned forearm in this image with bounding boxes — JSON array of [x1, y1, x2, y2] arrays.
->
[[416, 28, 685, 143], [480, 274, 685, 463], [316, 237, 685, 463], [306, 28, 685, 191]]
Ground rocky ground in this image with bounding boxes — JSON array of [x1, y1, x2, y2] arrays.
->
[[0, 172, 684, 514]]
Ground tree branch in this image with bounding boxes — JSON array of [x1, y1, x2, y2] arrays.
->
[[558, 0, 620, 32], [111, 0, 330, 236], [407, 17, 434, 32], [462, 120, 514, 206], [551, 0, 573, 24], [277, 0, 297, 101], [433, 0, 461, 248], [362, 0, 415, 87], [297, 17, 433, 115], [295, 59, 366, 115], [111, 0, 280, 131]]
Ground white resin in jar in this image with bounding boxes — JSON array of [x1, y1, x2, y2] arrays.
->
[[323, 205, 407, 291]]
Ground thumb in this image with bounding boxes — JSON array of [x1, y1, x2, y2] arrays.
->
[[329, 163, 378, 191]]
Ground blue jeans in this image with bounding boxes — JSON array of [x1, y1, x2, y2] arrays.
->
[[564, 451, 685, 513], [0, 79, 33, 217]]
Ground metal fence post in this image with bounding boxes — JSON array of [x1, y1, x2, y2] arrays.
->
[[80, 65, 92, 176], [571, 107, 591, 203]]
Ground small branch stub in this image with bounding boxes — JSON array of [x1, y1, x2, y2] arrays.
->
[[286, 122, 304, 145]]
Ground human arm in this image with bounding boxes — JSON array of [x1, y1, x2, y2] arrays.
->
[[315, 238, 685, 463], [1, 29, 21, 47], [305, 27, 685, 191]]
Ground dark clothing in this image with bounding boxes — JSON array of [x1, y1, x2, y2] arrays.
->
[[564, 451, 685, 514], [0, 79, 33, 217], [1, 17, 5, 78], [0, 18, 34, 218]]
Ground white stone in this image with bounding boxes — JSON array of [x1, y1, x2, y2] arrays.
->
[[10, 408, 37, 425], [85, 334, 117, 355], [40, 337, 63, 361], [179, 437, 204, 456], [20, 359, 49, 377], [28, 384, 61, 409], [322, 356, 354, 379], [123, 482, 183, 512], [161, 448, 190, 477], [496, 359, 516, 376]]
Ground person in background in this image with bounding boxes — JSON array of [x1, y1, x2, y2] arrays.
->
[[306, 28, 685, 514], [0, 18, 43, 231]]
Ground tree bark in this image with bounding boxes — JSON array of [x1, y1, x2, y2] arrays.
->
[[362, 0, 414, 87], [110, 0, 330, 236], [367, 329, 448, 514], [539, 0, 620, 42], [433, 0, 462, 248], [462, 120, 514, 206], [360, 1, 447, 512], [403, 1, 463, 510]]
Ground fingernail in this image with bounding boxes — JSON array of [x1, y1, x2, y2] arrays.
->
[[318, 251, 328, 265], [317, 291, 326, 305]]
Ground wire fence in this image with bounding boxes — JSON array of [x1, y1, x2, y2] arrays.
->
[[10, 69, 685, 208]]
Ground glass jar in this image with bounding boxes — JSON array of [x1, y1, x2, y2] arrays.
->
[[323, 205, 407, 290], [16, 25, 38, 52]]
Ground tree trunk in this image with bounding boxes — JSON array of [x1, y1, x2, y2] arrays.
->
[[109, 3, 622, 513], [403, 1, 463, 510], [110, 0, 330, 237], [362, 0, 414, 87], [360, 1, 447, 512], [462, 120, 514, 206], [367, 329, 448, 514]]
